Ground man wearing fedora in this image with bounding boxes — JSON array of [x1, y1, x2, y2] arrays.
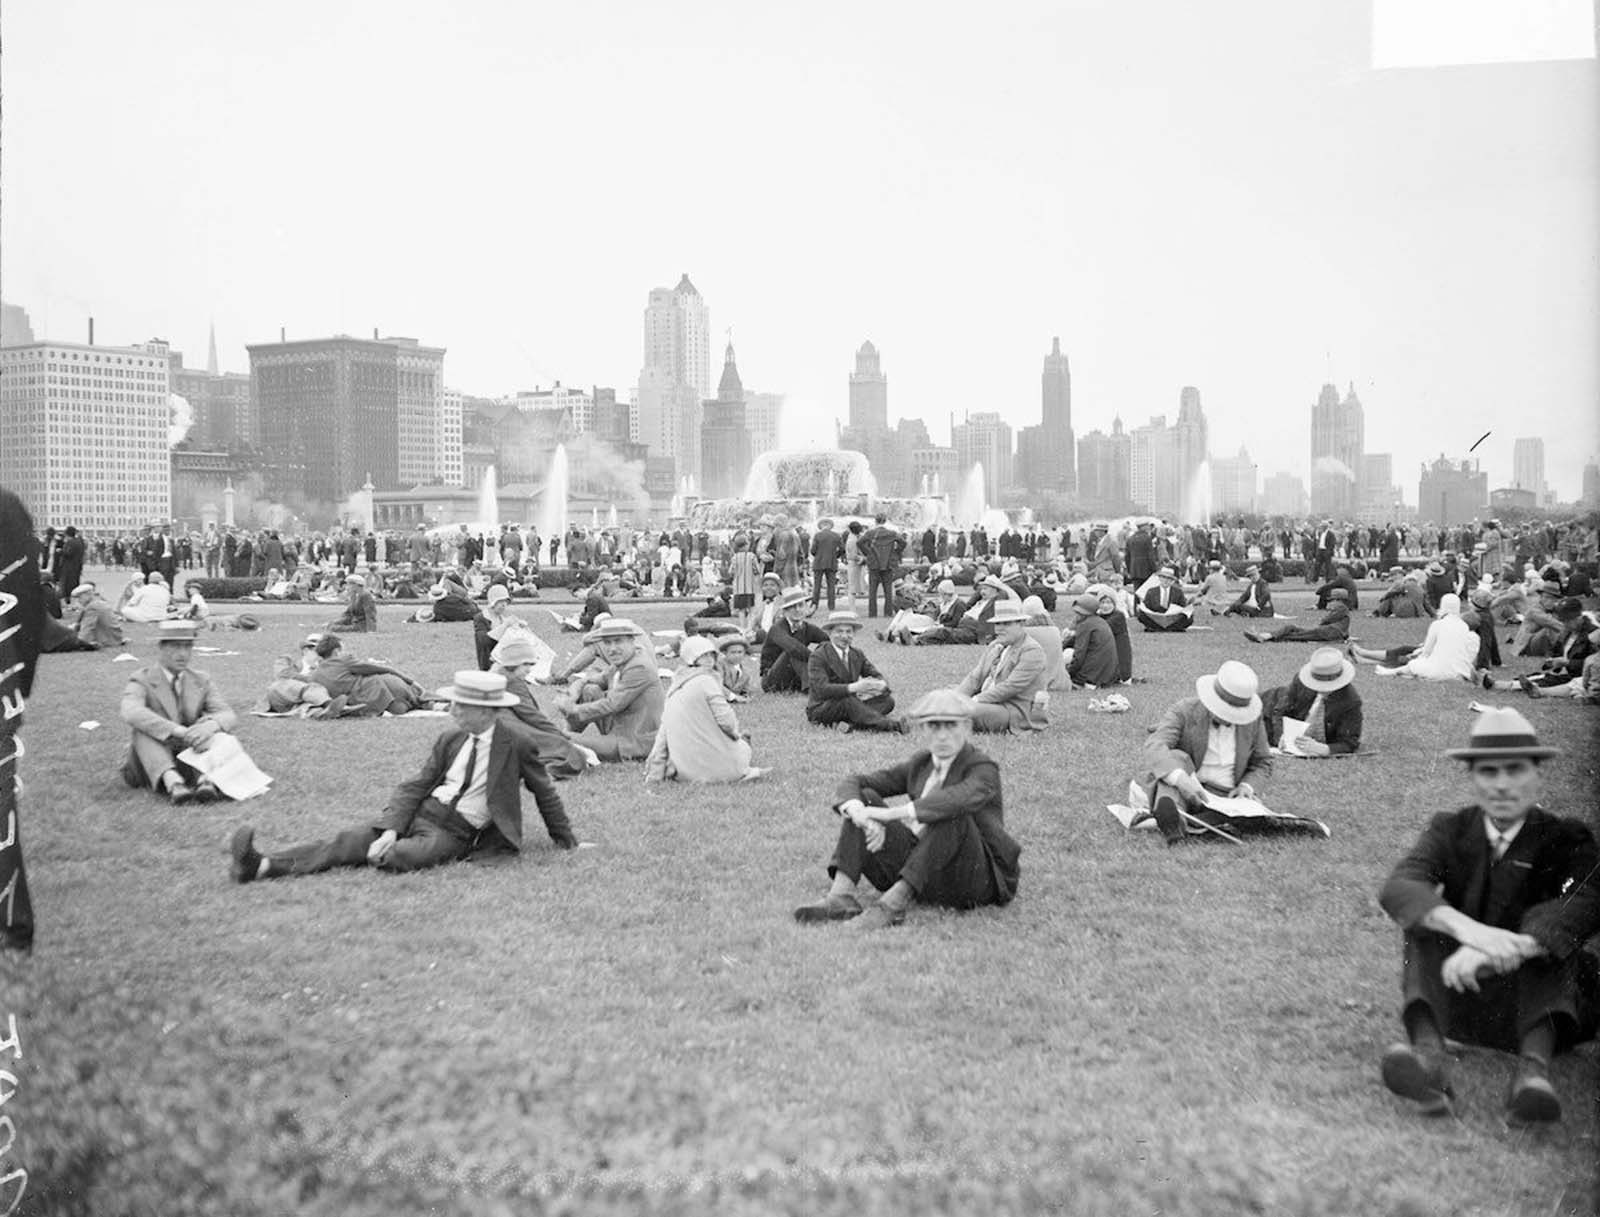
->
[[119, 619, 244, 804], [805, 610, 902, 733], [914, 575, 1015, 646], [1259, 647, 1363, 757], [1135, 660, 1272, 845], [1134, 565, 1193, 632], [1243, 587, 1353, 644], [489, 634, 594, 779], [793, 689, 1021, 930], [555, 618, 663, 762], [810, 518, 843, 610], [951, 601, 1048, 732], [1223, 564, 1275, 618], [1378, 707, 1598, 1124], [760, 588, 828, 693], [230, 670, 578, 882]]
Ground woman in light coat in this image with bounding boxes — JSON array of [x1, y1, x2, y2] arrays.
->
[[644, 637, 763, 783]]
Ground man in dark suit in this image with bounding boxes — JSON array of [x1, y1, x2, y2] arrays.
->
[[1125, 523, 1155, 586], [1315, 520, 1338, 583], [1244, 588, 1352, 643], [1224, 564, 1274, 618], [1136, 660, 1273, 845], [229, 670, 577, 881], [55, 525, 86, 601], [810, 519, 843, 610], [792, 689, 1021, 930], [1135, 566, 1193, 632], [760, 588, 827, 693], [859, 514, 903, 618], [1315, 562, 1360, 611], [1259, 647, 1363, 756], [805, 610, 901, 733], [119, 620, 244, 804], [1377, 708, 1598, 1124]]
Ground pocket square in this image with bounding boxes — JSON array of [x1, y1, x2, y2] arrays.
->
[[1510, 860, 1533, 869]]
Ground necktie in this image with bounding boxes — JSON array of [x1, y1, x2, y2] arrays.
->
[[450, 738, 479, 810], [920, 764, 946, 798], [1305, 695, 1327, 744], [172, 672, 185, 710], [1490, 832, 1507, 863]]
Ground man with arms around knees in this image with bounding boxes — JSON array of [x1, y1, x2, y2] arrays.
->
[[230, 670, 577, 881], [120, 619, 244, 804], [1377, 708, 1597, 1124], [793, 690, 1020, 930]]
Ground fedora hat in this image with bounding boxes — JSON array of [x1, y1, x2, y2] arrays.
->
[[908, 688, 975, 723], [71, 583, 97, 598], [493, 636, 544, 667], [978, 574, 1009, 595], [589, 617, 645, 640], [760, 572, 783, 587], [679, 636, 718, 666], [156, 619, 200, 644], [778, 587, 811, 609], [823, 609, 862, 630], [988, 601, 1029, 625], [714, 632, 750, 652], [1445, 706, 1560, 761], [1425, 561, 1444, 576], [1326, 587, 1349, 602], [346, 573, 366, 586], [485, 584, 510, 605], [936, 578, 957, 594], [434, 669, 519, 707], [1298, 647, 1354, 693], [1195, 660, 1262, 725]]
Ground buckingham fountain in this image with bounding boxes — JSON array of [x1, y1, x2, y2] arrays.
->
[[686, 449, 952, 531]]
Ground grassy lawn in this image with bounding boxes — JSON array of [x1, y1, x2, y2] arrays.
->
[[5, 583, 1596, 1216]]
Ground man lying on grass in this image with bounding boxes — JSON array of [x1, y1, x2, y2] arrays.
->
[[229, 670, 576, 881], [793, 689, 1021, 931], [1378, 707, 1598, 1125]]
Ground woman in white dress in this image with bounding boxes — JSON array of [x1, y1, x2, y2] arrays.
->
[[121, 573, 173, 622], [644, 637, 763, 784]]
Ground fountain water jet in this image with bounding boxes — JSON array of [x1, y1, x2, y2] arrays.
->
[[1182, 459, 1213, 527], [537, 445, 570, 556], [476, 467, 501, 533]]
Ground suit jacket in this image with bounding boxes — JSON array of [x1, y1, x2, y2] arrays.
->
[[1260, 676, 1362, 754], [807, 643, 885, 707], [1138, 697, 1271, 795], [1067, 615, 1120, 687], [329, 591, 378, 633], [1141, 583, 1187, 612], [956, 635, 1047, 708], [810, 529, 843, 571], [834, 742, 1021, 903], [120, 663, 239, 741], [566, 648, 663, 759], [75, 597, 125, 648], [1380, 806, 1599, 961], [759, 617, 827, 675], [379, 719, 575, 852]]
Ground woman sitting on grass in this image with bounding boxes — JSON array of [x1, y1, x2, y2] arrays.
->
[[645, 636, 764, 784]]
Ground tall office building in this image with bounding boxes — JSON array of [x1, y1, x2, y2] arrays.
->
[[0, 338, 172, 529], [1583, 460, 1600, 508], [635, 274, 710, 480], [1357, 452, 1404, 524], [1417, 455, 1487, 527], [1172, 386, 1208, 516], [390, 337, 447, 486], [1512, 437, 1549, 505], [952, 412, 1014, 508], [1020, 335, 1076, 494], [1129, 415, 1178, 516], [848, 341, 887, 432], [441, 388, 467, 487], [163, 332, 254, 450], [1076, 418, 1132, 510], [745, 392, 783, 460], [1261, 472, 1308, 518], [700, 343, 753, 500], [1310, 382, 1365, 518], [1, 301, 36, 348], [1211, 446, 1257, 514]]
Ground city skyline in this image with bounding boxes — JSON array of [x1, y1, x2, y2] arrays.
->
[[3, 1, 1595, 499]]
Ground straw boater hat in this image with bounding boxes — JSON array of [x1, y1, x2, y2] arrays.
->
[[977, 574, 1010, 596], [156, 620, 200, 644], [1157, 565, 1177, 579], [433, 670, 519, 707], [1298, 647, 1354, 693], [907, 688, 975, 723], [486, 584, 510, 605], [589, 618, 645, 640], [493, 636, 543, 668], [936, 578, 957, 594], [823, 609, 862, 630], [1195, 660, 1262, 725], [301, 632, 324, 650], [679, 636, 718, 666], [1445, 706, 1560, 761], [988, 601, 1029, 625], [346, 573, 366, 587], [71, 583, 96, 598], [714, 633, 750, 652], [778, 587, 810, 609], [760, 572, 783, 588]]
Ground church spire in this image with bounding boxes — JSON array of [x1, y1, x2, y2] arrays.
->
[[206, 321, 219, 376], [717, 337, 743, 401]]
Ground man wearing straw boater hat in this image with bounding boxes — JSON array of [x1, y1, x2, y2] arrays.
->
[[1377, 707, 1597, 1125], [554, 618, 663, 762], [1135, 660, 1272, 845], [793, 689, 1021, 930], [119, 619, 244, 805], [1258, 646, 1363, 757], [229, 670, 576, 882], [950, 600, 1049, 732], [804, 609, 902, 734]]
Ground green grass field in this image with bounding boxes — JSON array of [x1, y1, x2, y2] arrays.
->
[[4, 583, 1596, 1216]]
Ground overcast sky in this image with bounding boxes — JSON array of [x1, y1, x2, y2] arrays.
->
[[4, 0, 1595, 498]]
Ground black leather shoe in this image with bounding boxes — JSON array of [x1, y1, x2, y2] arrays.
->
[[168, 780, 197, 806], [193, 779, 221, 804], [1152, 796, 1186, 846], [1506, 1058, 1561, 1125], [229, 826, 261, 883], [1381, 1043, 1454, 1116], [793, 893, 863, 923]]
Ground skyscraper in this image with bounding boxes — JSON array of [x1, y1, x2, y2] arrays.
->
[[1076, 417, 1132, 510], [952, 412, 1015, 509], [700, 343, 752, 500], [1172, 386, 1208, 517], [1310, 382, 1365, 518], [1019, 336, 1077, 494], [1210, 446, 1257, 514], [635, 274, 710, 481], [1129, 415, 1177, 516], [1512, 437, 1548, 504], [848, 341, 887, 432], [1582, 460, 1599, 508]]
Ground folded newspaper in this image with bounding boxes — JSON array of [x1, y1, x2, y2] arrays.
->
[[177, 734, 273, 800]]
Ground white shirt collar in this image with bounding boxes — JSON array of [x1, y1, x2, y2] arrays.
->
[[1483, 814, 1525, 849]]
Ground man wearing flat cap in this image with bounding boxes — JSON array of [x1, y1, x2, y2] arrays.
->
[[69, 582, 126, 650], [1378, 707, 1598, 1125], [793, 689, 1021, 930], [1243, 587, 1352, 644], [229, 670, 577, 882], [805, 610, 902, 733], [120, 620, 246, 804], [1259, 647, 1363, 757], [760, 588, 828, 693], [325, 572, 377, 633], [1135, 660, 1273, 845], [556, 618, 663, 761], [951, 601, 1048, 732], [1134, 566, 1193, 632]]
